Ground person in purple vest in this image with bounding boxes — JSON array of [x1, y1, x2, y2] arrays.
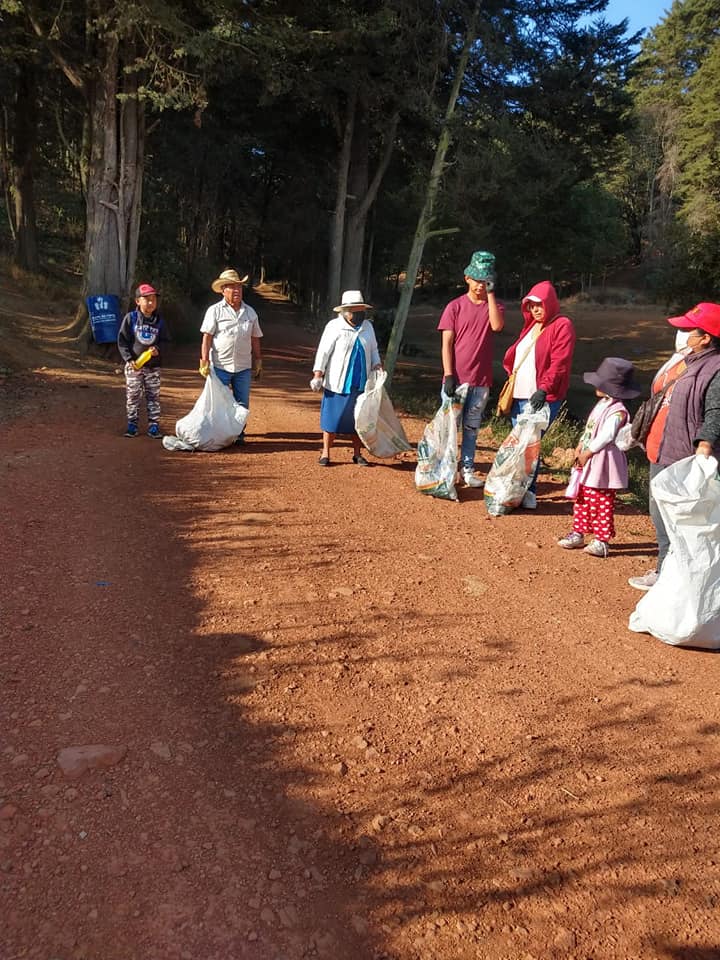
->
[[629, 302, 720, 590], [557, 358, 641, 558]]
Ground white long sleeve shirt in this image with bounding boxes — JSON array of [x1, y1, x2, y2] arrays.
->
[[312, 316, 381, 393]]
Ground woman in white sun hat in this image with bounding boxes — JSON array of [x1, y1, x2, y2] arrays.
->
[[310, 290, 382, 467]]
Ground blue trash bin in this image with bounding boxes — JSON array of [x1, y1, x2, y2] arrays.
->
[[87, 295, 121, 344]]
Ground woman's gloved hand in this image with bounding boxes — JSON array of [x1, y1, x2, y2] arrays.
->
[[199, 361, 210, 378], [529, 389, 547, 410], [310, 377, 323, 392]]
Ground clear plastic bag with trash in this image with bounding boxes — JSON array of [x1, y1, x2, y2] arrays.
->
[[483, 403, 550, 516], [354, 369, 412, 458], [414, 384, 469, 501]]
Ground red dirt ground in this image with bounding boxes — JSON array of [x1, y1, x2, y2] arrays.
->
[[2, 279, 720, 960]]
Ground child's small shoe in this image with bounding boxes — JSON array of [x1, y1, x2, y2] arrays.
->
[[557, 531, 584, 549], [584, 539, 609, 558], [125, 422, 138, 438], [147, 423, 162, 439]]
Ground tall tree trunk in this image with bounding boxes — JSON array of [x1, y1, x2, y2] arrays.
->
[[119, 62, 145, 299], [341, 110, 369, 291], [84, 34, 145, 305], [342, 110, 398, 291], [384, 4, 479, 386], [84, 35, 121, 298], [0, 104, 16, 244], [327, 89, 356, 312], [12, 58, 40, 272]]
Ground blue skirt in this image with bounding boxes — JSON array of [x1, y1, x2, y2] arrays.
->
[[320, 388, 360, 434]]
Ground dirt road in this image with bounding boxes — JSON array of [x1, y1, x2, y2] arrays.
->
[[2, 286, 720, 960]]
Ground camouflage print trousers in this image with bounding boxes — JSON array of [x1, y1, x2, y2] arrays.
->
[[125, 363, 161, 424]]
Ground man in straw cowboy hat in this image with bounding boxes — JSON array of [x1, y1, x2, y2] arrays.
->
[[200, 268, 263, 444], [438, 250, 505, 489]]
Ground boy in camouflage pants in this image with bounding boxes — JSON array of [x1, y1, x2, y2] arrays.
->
[[117, 283, 165, 438]]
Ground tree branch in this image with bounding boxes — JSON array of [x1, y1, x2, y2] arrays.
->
[[25, 3, 86, 94]]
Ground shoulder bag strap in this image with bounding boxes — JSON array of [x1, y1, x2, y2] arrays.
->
[[513, 323, 543, 373]]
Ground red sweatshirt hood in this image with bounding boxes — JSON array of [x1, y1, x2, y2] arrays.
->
[[520, 280, 560, 326]]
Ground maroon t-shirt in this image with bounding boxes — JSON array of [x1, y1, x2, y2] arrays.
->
[[437, 294, 504, 387]]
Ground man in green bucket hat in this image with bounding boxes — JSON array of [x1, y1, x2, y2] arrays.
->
[[438, 250, 505, 488]]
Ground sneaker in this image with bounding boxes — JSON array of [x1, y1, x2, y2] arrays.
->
[[125, 422, 138, 438], [628, 569, 659, 591], [558, 531, 584, 549], [462, 468, 485, 488], [584, 538, 609, 558], [521, 490, 537, 510], [147, 423, 162, 439], [352, 454, 371, 466]]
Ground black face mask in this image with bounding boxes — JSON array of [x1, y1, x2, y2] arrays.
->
[[343, 311, 363, 326]]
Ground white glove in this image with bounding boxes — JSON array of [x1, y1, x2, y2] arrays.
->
[[310, 377, 323, 392]]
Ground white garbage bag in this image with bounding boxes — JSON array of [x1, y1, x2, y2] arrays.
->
[[629, 455, 720, 648], [414, 384, 469, 501], [354, 370, 412, 458], [483, 404, 550, 516], [161, 435, 196, 453], [163, 368, 248, 452]]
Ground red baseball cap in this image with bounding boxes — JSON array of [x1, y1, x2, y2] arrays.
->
[[667, 302, 720, 338], [135, 283, 158, 297]]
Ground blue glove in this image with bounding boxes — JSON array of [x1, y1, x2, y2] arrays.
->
[[529, 389, 547, 411]]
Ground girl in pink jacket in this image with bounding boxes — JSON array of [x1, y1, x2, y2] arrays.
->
[[558, 357, 641, 558]]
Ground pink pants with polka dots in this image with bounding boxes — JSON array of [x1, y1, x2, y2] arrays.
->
[[572, 486, 616, 542]]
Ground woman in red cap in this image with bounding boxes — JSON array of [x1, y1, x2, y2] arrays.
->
[[629, 302, 720, 590]]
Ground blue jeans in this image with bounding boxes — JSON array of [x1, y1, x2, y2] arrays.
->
[[510, 398, 563, 493], [441, 385, 490, 471], [214, 366, 251, 436], [648, 462, 670, 572]]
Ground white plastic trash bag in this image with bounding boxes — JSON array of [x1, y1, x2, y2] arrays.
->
[[354, 370, 412, 458], [629, 455, 720, 648], [414, 384, 469, 501], [163, 369, 248, 452], [484, 404, 550, 516], [162, 435, 195, 453]]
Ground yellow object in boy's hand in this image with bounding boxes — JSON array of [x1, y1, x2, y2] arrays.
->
[[199, 361, 210, 378], [134, 348, 154, 369]]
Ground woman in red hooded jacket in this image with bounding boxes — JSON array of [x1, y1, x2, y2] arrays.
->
[[501, 280, 576, 508]]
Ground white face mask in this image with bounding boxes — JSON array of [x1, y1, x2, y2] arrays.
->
[[675, 330, 692, 352]]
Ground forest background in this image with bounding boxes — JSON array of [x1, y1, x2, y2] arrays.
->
[[1, 0, 719, 359]]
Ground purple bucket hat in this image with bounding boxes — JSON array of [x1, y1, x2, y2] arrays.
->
[[583, 357, 641, 399]]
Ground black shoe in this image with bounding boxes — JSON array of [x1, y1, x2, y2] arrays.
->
[[352, 454, 370, 466], [235, 434, 246, 446], [318, 456, 330, 467]]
